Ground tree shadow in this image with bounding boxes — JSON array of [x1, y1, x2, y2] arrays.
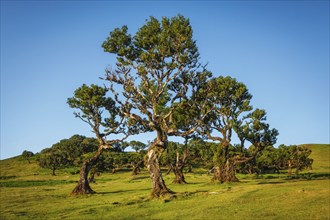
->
[[130, 175, 149, 181], [257, 181, 285, 185], [310, 173, 330, 179], [97, 188, 150, 195]]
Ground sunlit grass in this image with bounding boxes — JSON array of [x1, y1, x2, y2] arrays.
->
[[0, 144, 329, 219]]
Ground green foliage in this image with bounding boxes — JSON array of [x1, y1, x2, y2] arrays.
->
[[278, 144, 313, 175], [103, 15, 199, 71], [67, 84, 122, 137], [129, 140, 147, 152], [201, 76, 253, 144], [244, 109, 279, 153], [22, 150, 34, 163], [103, 15, 210, 137], [37, 149, 69, 175], [39, 135, 98, 169]]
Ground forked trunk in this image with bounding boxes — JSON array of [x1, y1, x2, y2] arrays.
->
[[71, 146, 104, 195], [213, 158, 239, 183], [172, 151, 187, 184], [172, 164, 186, 184], [132, 163, 140, 175], [146, 147, 171, 198]]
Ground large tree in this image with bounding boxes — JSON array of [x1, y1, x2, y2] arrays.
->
[[102, 15, 210, 198], [67, 84, 130, 194], [201, 76, 253, 183]]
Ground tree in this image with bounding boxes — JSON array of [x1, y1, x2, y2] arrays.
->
[[102, 15, 210, 198], [129, 140, 147, 152], [128, 152, 145, 175], [236, 109, 279, 174], [255, 145, 281, 174], [22, 150, 34, 164], [50, 135, 98, 167], [201, 76, 253, 183], [67, 84, 130, 194], [37, 149, 68, 175], [168, 100, 203, 184], [278, 144, 313, 176]]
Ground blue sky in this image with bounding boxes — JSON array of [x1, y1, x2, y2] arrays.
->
[[1, 1, 329, 159]]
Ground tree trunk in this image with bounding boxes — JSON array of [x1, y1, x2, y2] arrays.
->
[[172, 137, 189, 184], [212, 159, 239, 183], [172, 151, 187, 184], [288, 160, 292, 176], [146, 147, 171, 198], [52, 167, 56, 176], [165, 164, 173, 175], [213, 143, 239, 183], [71, 146, 104, 195], [172, 164, 186, 184], [132, 163, 140, 175]]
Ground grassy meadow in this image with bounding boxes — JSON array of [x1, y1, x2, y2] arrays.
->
[[0, 144, 329, 219]]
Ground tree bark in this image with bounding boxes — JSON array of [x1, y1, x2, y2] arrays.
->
[[212, 159, 239, 183], [146, 147, 171, 198], [172, 164, 186, 184], [71, 146, 104, 195], [172, 151, 187, 184], [132, 162, 140, 175], [165, 164, 173, 175], [213, 143, 239, 183]]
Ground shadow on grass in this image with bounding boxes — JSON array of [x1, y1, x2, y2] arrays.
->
[[245, 172, 330, 181], [0, 175, 17, 180], [310, 173, 330, 179], [0, 180, 76, 187], [130, 175, 149, 181], [98, 188, 150, 195], [257, 181, 285, 185], [182, 181, 206, 185]]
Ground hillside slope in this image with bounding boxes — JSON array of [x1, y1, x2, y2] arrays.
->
[[0, 144, 329, 220], [305, 144, 330, 172]]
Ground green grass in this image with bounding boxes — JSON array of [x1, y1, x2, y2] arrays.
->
[[0, 144, 329, 219]]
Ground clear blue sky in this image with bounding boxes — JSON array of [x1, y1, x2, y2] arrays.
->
[[1, 1, 329, 159]]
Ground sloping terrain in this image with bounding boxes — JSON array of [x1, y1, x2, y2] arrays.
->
[[0, 144, 329, 219]]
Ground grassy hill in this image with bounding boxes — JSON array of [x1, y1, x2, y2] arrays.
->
[[305, 144, 330, 172], [0, 144, 329, 219]]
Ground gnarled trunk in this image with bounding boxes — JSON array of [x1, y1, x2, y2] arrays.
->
[[172, 164, 186, 184], [71, 146, 104, 195], [213, 143, 239, 183], [132, 162, 140, 175], [212, 159, 239, 183], [146, 147, 171, 198], [172, 151, 187, 184]]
